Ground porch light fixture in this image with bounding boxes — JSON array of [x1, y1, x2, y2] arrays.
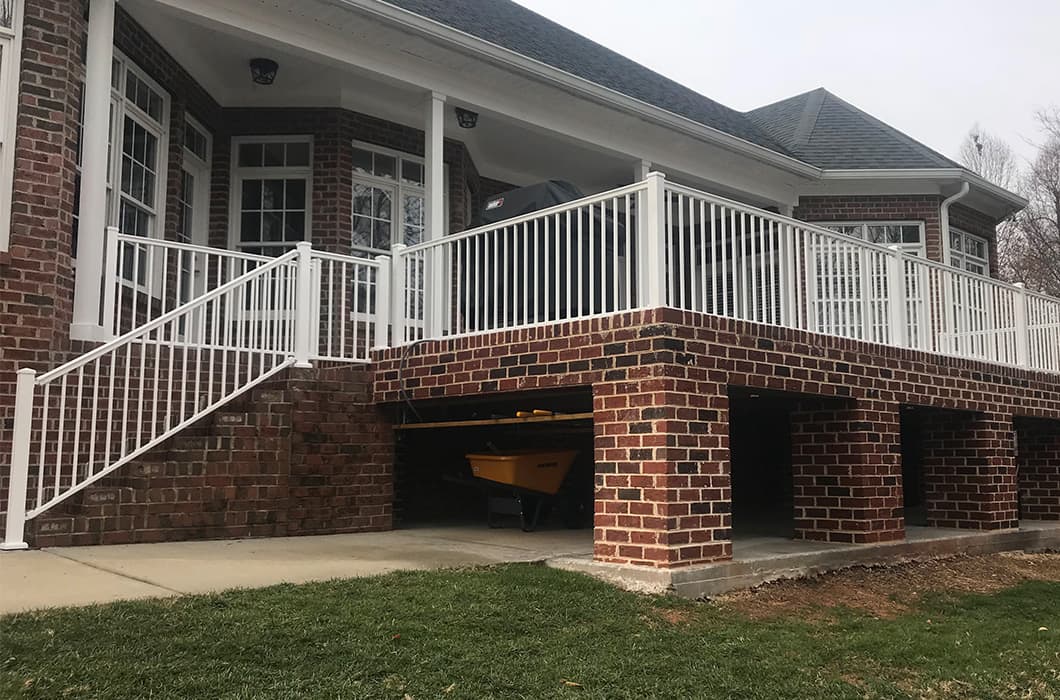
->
[[455, 107, 479, 129], [249, 58, 279, 85]]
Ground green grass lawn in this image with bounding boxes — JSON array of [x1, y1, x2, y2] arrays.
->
[[2, 564, 1058, 699]]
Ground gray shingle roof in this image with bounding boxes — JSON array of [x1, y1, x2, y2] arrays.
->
[[382, 0, 792, 156], [746, 88, 961, 170], [383, 1, 960, 172]]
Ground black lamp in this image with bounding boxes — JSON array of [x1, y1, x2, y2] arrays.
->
[[455, 107, 479, 129], [249, 58, 279, 85]]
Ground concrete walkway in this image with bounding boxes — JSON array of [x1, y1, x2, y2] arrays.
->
[[0, 526, 592, 614]]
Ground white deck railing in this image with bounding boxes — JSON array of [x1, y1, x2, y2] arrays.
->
[[384, 173, 1060, 375], [392, 182, 643, 344]]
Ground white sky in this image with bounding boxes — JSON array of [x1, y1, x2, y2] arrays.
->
[[514, 0, 1059, 167]]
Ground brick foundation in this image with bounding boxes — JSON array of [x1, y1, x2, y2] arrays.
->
[[28, 365, 392, 547], [791, 399, 903, 543], [1017, 418, 1060, 520], [921, 409, 1019, 530], [374, 308, 1060, 567]]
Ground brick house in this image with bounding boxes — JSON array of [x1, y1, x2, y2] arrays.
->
[[1, 0, 1058, 583]]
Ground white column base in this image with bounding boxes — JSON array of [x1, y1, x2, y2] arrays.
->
[[0, 542, 29, 551], [69, 322, 114, 343]]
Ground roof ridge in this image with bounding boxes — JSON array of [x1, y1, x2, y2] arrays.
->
[[792, 88, 826, 145], [817, 90, 957, 168]]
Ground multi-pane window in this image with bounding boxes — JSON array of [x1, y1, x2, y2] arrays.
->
[[179, 117, 211, 302], [0, 0, 23, 250], [949, 228, 990, 275], [231, 137, 311, 256], [820, 221, 925, 256], [108, 55, 168, 284], [809, 222, 924, 342], [351, 143, 435, 255]]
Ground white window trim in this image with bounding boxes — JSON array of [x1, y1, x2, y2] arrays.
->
[[949, 227, 990, 276], [228, 134, 314, 253], [350, 139, 448, 255], [0, 0, 25, 251], [181, 115, 212, 248], [816, 220, 927, 256], [108, 50, 171, 241]]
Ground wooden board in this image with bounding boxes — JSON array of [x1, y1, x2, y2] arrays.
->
[[395, 412, 594, 431]]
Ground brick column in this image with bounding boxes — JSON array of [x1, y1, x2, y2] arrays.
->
[[790, 399, 904, 544], [592, 373, 731, 568], [1016, 418, 1060, 521], [922, 410, 1018, 530]]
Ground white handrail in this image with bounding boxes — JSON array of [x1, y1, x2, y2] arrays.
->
[[44, 251, 298, 383], [2, 252, 300, 549]]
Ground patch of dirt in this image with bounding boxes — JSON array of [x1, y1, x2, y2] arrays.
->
[[717, 551, 1060, 620]]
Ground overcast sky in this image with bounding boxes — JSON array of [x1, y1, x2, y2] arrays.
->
[[514, 0, 1059, 166]]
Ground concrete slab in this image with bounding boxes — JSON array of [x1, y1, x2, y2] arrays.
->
[[548, 522, 1060, 599], [0, 526, 592, 613], [0, 550, 176, 614]]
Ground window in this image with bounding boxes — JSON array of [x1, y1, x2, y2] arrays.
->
[[819, 221, 925, 256], [351, 142, 443, 256], [807, 221, 925, 343], [178, 117, 211, 303], [230, 136, 311, 256], [0, 0, 24, 250], [106, 54, 169, 284], [949, 228, 990, 276]]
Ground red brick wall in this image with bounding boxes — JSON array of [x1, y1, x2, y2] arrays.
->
[[374, 309, 1060, 567], [920, 409, 1018, 530], [791, 400, 903, 544], [0, 0, 87, 522], [288, 365, 393, 535], [950, 203, 1002, 275], [29, 364, 392, 547], [1017, 418, 1060, 521]]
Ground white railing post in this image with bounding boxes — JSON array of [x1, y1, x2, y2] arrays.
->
[[101, 226, 119, 336], [1014, 282, 1030, 367], [391, 244, 408, 345], [2, 369, 35, 550], [293, 241, 314, 368], [374, 255, 392, 350], [638, 171, 667, 308], [887, 246, 908, 348]]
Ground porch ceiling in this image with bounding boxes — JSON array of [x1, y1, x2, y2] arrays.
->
[[121, 0, 639, 193]]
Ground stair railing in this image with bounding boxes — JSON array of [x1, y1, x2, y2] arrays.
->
[[2, 249, 300, 549]]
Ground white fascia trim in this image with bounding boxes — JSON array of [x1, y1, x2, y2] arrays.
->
[[820, 168, 1028, 211], [338, 0, 820, 179]]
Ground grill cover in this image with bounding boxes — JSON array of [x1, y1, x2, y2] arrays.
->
[[481, 180, 585, 225]]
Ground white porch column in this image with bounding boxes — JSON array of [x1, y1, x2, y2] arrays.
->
[[424, 91, 446, 338], [635, 159, 652, 182], [71, 0, 116, 341]]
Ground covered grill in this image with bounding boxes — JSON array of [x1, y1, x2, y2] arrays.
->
[[462, 180, 632, 329]]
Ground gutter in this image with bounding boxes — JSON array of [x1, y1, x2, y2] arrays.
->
[[338, 0, 821, 179], [939, 182, 971, 264], [820, 168, 1028, 211]]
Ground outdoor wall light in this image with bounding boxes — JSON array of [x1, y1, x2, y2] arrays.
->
[[455, 107, 479, 129], [250, 58, 279, 85]]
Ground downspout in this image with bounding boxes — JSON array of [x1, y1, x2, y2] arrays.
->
[[939, 182, 970, 264]]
